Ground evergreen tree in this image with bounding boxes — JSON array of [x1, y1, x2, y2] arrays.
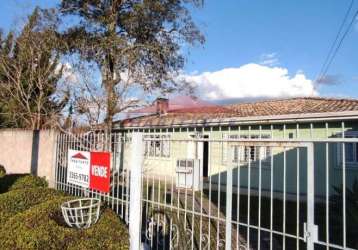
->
[[0, 8, 69, 129]]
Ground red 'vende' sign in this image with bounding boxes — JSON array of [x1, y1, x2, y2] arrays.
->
[[90, 152, 111, 193]]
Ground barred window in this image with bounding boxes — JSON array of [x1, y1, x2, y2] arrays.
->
[[334, 131, 358, 166], [345, 142, 355, 162], [338, 138, 358, 165], [144, 134, 171, 158], [227, 133, 271, 165]]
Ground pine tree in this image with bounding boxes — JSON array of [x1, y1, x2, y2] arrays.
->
[[0, 8, 69, 129]]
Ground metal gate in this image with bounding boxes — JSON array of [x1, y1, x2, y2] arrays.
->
[[139, 137, 315, 250]]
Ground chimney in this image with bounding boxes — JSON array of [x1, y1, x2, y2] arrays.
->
[[155, 97, 169, 115]]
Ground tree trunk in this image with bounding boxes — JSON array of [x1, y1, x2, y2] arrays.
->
[[104, 80, 113, 151], [104, 18, 118, 151], [103, 55, 116, 151]]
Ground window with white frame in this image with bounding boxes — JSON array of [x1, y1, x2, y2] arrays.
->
[[340, 138, 358, 165], [335, 131, 358, 166], [222, 133, 271, 165], [144, 134, 170, 158]]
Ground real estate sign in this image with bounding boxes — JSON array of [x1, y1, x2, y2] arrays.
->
[[67, 149, 111, 192], [67, 149, 91, 188], [90, 152, 111, 193]]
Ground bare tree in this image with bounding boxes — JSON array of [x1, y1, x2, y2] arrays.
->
[[63, 60, 147, 128], [59, 0, 205, 134]]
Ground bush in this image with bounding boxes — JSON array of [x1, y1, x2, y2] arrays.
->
[[9, 174, 48, 190], [0, 165, 6, 178], [67, 208, 129, 250], [0, 174, 48, 193], [0, 196, 72, 249], [0, 188, 65, 224], [0, 197, 129, 250]]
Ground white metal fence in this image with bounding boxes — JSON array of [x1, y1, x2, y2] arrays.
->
[[54, 132, 131, 223], [54, 132, 358, 250]]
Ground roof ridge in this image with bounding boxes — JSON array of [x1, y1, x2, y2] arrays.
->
[[118, 95, 358, 128], [226, 96, 358, 106], [225, 97, 310, 106], [303, 96, 358, 102]]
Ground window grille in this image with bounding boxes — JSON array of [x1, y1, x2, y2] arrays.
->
[[144, 134, 171, 158]]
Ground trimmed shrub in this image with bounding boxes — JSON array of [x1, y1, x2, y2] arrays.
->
[[0, 174, 48, 193], [0, 198, 129, 250], [0, 197, 72, 249], [67, 208, 130, 250], [9, 174, 48, 190], [0, 165, 6, 178], [0, 188, 65, 224]]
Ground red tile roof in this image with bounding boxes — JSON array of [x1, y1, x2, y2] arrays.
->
[[227, 97, 358, 116], [127, 96, 218, 114], [118, 97, 358, 128]]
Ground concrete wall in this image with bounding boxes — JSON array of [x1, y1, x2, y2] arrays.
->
[[0, 129, 58, 186]]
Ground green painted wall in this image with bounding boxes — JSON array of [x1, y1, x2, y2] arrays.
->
[[120, 120, 358, 199]]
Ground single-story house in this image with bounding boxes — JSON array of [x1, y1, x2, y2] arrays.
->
[[113, 96, 358, 199]]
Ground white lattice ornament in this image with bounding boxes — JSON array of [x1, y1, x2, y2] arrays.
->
[[61, 198, 101, 229]]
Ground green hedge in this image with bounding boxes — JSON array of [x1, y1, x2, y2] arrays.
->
[[0, 174, 129, 249], [0, 187, 65, 224], [0, 174, 48, 193], [0, 195, 129, 249], [0, 165, 6, 178], [67, 208, 129, 250]]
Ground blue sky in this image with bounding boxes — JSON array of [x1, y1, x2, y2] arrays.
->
[[1, 0, 357, 101]]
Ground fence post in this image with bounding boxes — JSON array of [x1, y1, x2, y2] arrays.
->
[[225, 152, 233, 250], [129, 132, 144, 250], [306, 143, 317, 250], [50, 131, 59, 189]]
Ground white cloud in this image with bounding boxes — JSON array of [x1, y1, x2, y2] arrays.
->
[[184, 63, 318, 100], [259, 52, 279, 66]]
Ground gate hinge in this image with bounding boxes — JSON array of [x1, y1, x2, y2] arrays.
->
[[303, 222, 318, 243]]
